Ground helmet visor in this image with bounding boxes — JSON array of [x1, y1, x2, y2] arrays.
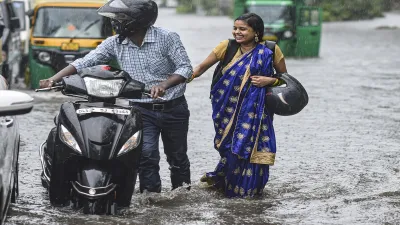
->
[[98, 0, 131, 21]]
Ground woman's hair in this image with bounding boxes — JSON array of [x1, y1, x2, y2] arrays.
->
[[235, 13, 264, 42]]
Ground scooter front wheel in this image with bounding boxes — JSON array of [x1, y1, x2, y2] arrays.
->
[[82, 194, 117, 215]]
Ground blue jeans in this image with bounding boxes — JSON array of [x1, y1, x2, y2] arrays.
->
[[135, 99, 191, 193]]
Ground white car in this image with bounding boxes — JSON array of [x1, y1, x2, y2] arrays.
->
[[0, 75, 33, 224]]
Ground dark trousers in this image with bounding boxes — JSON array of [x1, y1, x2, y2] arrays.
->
[[135, 99, 191, 193]]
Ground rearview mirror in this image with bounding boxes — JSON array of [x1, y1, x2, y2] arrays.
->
[[26, 9, 34, 17], [0, 90, 34, 116]]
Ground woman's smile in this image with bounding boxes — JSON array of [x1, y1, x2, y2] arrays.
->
[[232, 20, 256, 44]]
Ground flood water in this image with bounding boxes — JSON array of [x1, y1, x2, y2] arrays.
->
[[6, 9, 400, 225]]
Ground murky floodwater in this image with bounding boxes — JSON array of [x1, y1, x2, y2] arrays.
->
[[6, 9, 400, 225]]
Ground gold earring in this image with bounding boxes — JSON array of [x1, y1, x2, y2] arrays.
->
[[255, 35, 259, 42]]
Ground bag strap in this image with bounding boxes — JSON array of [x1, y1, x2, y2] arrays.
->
[[210, 39, 240, 90], [264, 40, 276, 63], [221, 39, 240, 68]]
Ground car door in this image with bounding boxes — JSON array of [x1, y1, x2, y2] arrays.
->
[[0, 76, 33, 223], [0, 74, 18, 220], [0, 112, 17, 202]]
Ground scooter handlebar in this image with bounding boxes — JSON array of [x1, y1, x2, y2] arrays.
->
[[34, 84, 63, 92], [35, 85, 166, 100]]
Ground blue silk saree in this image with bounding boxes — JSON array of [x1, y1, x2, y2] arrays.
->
[[202, 43, 277, 197]]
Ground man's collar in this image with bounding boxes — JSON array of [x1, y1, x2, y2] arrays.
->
[[143, 26, 156, 43], [119, 26, 156, 45], [120, 37, 129, 45]]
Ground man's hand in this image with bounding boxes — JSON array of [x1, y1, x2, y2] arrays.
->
[[39, 79, 55, 88], [250, 76, 277, 87], [150, 84, 166, 99], [38, 65, 78, 88]]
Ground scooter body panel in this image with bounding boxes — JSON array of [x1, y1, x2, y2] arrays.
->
[[39, 66, 145, 213]]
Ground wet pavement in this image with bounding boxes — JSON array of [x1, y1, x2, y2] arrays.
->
[[6, 9, 400, 225]]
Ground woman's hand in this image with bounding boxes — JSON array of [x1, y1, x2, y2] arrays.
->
[[250, 76, 277, 87], [186, 73, 197, 83]]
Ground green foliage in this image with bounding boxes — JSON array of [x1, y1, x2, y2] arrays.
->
[[176, 0, 232, 15], [381, 0, 400, 11], [185, 0, 398, 19], [200, 0, 220, 15], [311, 0, 384, 21], [176, 0, 196, 13]]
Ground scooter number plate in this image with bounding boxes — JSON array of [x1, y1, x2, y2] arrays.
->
[[76, 108, 131, 115]]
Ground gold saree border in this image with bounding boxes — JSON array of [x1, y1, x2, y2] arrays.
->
[[250, 150, 276, 165], [249, 124, 276, 165]]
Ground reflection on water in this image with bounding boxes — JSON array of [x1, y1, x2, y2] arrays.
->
[[7, 9, 400, 225]]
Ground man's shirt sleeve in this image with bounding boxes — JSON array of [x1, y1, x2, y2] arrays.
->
[[70, 37, 116, 73], [166, 32, 193, 79]]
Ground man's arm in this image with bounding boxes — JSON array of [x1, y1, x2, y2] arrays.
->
[[151, 32, 193, 98], [39, 37, 116, 88]]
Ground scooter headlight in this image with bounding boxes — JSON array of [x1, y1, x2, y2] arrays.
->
[[60, 125, 82, 153], [118, 130, 141, 156], [83, 77, 124, 98]]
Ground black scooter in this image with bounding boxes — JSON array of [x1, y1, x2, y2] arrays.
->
[[37, 65, 148, 214]]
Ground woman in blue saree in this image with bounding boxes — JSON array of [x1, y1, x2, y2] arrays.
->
[[189, 13, 288, 197]]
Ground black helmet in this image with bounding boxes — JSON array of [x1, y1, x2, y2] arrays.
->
[[266, 73, 308, 116], [98, 0, 158, 26], [98, 0, 158, 42]]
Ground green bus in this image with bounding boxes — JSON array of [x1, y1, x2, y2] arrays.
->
[[234, 0, 322, 57]]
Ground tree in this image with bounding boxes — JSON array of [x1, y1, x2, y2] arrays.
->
[[176, 0, 196, 13], [311, 0, 384, 21]]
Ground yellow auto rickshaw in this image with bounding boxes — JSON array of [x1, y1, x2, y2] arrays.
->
[[27, 0, 113, 89]]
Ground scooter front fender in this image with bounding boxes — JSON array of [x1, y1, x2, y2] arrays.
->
[[72, 162, 116, 200]]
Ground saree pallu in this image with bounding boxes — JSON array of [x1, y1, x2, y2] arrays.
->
[[203, 43, 276, 197]]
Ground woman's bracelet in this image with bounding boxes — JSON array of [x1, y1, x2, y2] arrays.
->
[[271, 78, 279, 86]]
